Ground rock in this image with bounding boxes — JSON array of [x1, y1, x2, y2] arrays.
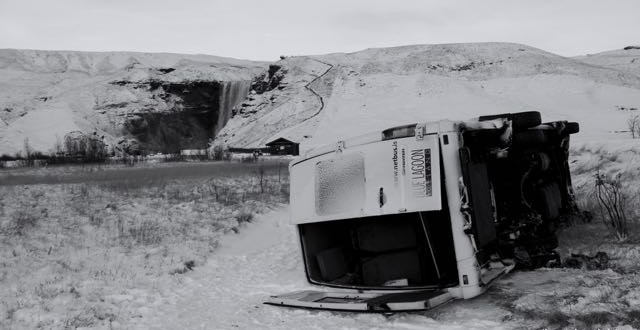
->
[[251, 65, 287, 94]]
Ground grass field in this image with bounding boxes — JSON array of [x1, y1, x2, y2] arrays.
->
[[0, 159, 290, 330], [3, 144, 640, 329], [0, 159, 290, 186]]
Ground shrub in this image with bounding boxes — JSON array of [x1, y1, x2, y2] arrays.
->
[[64, 131, 107, 162], [235, 212, 254, 225], [628, 114, 640, 139], [12, 209, 38, 235], [255, 166, 266, 193], [128, 220, 162, 245], [169, 260, 196, 275], [594, 171, 630, 241], [23, 138, 34, 166], [211, 145, 225, 161]]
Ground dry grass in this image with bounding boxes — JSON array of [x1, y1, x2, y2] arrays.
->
[[0, 161, 289, 329], [481, 143, 640, 327], [569, 143, 640, 240], [0, 159, 289, 186]]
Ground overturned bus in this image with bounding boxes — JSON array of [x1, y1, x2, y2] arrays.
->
[[266, 111, 579, 312]]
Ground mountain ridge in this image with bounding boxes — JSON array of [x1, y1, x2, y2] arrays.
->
[[1, 42, 639, 155]]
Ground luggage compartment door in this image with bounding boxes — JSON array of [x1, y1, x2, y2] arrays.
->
[[265, 289, 453, 312]]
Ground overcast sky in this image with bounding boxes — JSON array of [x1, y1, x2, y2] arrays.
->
[[1, 0, 638, 61]]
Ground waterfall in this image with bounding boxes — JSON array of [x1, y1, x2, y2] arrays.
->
[[215, 80, 251, 136]]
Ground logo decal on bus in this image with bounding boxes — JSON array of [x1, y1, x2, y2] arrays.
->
[[410, 148, 432, 197], [392, 141, 399, 185]]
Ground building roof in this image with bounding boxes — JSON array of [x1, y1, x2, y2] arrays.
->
[[265, 137, 298, 146]]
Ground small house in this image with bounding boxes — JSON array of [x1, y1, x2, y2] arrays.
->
[[265, 137, 299, 156]]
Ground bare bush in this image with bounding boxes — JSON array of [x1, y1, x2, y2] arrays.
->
[[169, 260, 196, 275], [235, 212, 254, 225], [128, 220, 163, 245], [64, 131, 107, 162], [23, 138, 34, 166], [12, 209, 38, 235], [628, 114, 640, 139], [594, 171, 630, 241], [255, 165, 266, 193], [5, 196, 45, 235], [211, 180, 236, 203], [210, 145, 227, 161]]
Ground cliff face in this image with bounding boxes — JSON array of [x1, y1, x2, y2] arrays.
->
[[111, 79, 251, 153], [0, 49, 263, 155]]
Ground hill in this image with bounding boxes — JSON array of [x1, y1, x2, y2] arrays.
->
[[216, 43, 640, 150], [0, 49, 265, 155], [573, 45, 640, 75], [3, 43, 640, 156]]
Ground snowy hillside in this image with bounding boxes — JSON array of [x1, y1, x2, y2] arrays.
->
[[216, 43, 640, 150], [574, 46, 640, 75], [0, 49, 265, 155], [4, 43, 640, 156]]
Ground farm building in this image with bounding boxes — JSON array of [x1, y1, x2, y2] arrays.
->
[[265, 137, 299, 156]]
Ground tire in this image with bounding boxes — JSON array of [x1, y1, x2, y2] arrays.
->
[[479, 111, 541, 130], [564, 122, 579, 135], [510, 111, 542, 130]]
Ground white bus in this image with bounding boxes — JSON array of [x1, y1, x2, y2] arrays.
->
[[267, 112, 579, 312]]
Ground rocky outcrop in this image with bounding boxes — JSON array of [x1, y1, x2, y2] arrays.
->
[[215, 56, 335, 150], [251, 64, 287, 94], [109, 79, 251, 153]]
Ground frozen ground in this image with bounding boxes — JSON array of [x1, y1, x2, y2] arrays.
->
[[129, 205, 640, 330], [0, 161, 289, 330], [3, 147, 640, 329], [127, 143, 640, 330], [131, 207, 517, 330]]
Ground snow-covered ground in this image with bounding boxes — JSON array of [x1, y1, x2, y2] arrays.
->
[[122, 143, 640, 329], [128, 203, 640, 330], [217, 43, 640, 150], [574, 46, 640, 76], [3, 139, 640, 330], [0, 162, 289, 330], [130, 207, 519, 330]]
